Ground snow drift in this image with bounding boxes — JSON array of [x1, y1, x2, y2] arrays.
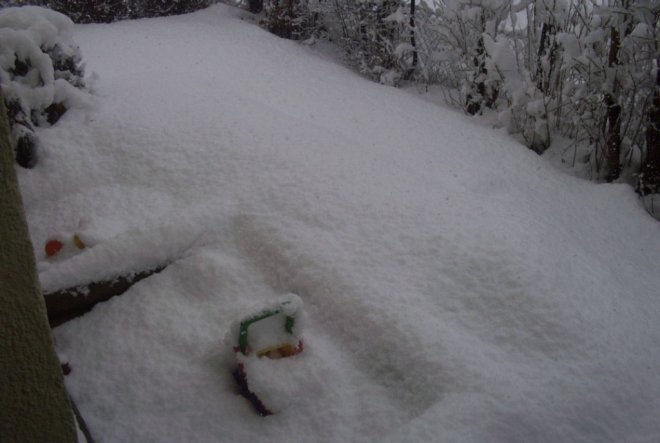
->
[[11, 4, 660, 442]]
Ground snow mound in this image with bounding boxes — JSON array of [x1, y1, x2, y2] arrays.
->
[[18, 4, 660, 442]]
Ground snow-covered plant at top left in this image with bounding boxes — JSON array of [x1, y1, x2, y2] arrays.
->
[[0, 6, 87, 168]]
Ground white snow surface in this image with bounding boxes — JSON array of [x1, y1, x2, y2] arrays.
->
[[15, 4, 660, 442]]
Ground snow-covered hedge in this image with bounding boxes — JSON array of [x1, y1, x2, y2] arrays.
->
[[0, 6, 86, 168], [1, 1, 215, 24]]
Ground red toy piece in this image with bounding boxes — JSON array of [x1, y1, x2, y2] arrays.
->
[[45, 239, 64, 257]]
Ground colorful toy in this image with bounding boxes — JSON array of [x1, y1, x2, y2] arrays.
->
[[230, 294, 304, 416], [72, 233, 86, 250], [45, 239, 64, 258], [44, 233, 87, 259]]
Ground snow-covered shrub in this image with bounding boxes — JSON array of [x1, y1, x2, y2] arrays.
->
[[0, 0, 46, 7], [132, 0, 213, 19], [486, 1, 568, 154], [254, 0, 405, 80], [414, 0, 658, 186], [541, 1, 660, 185], [343, 3, 399, 83], [262, 0, 313, 40], [46, 0, 129, 23], [413, 1, 508, 113], [1, 1, 214, 23], [0, 6, 86, 168], [314, 0, 405, 84]]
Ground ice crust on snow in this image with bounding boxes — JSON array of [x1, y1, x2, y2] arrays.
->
[[13, 4, 660, 442]]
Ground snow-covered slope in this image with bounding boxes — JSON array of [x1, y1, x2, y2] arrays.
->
[[17, 5, 660, 442]]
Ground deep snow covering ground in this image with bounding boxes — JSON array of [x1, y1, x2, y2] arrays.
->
[[15, 4, 660, 442]]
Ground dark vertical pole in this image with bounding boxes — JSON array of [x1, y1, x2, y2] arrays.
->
[[0, 92, 78, 442], [410, 0, 417, 70], [641, 59, 660, 194], [604, 25, 622, 182]]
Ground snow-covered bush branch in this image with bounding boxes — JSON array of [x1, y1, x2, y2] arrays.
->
[[0, 6, 86, 168], [0, 1, 215, 23], [255, 0, 411, 84]]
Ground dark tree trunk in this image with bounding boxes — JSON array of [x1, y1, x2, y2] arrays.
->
[[249, 0, 263, 13], [409, 0, 417, 75], [466, 36, 497, 115], [466, 10, 497, 115], [536, 22, 550, 93], [604, 26, 622, 182], [641, 60, 660, 195], [466, 32, 486, 115], [536, 19, 559, 95]]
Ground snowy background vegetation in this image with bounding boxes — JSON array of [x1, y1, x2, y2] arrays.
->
[[3, 0, 659, 216], [272, 0, 660, 214]]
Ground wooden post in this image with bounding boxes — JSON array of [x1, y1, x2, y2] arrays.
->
[[0, 91, 78, 442]]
